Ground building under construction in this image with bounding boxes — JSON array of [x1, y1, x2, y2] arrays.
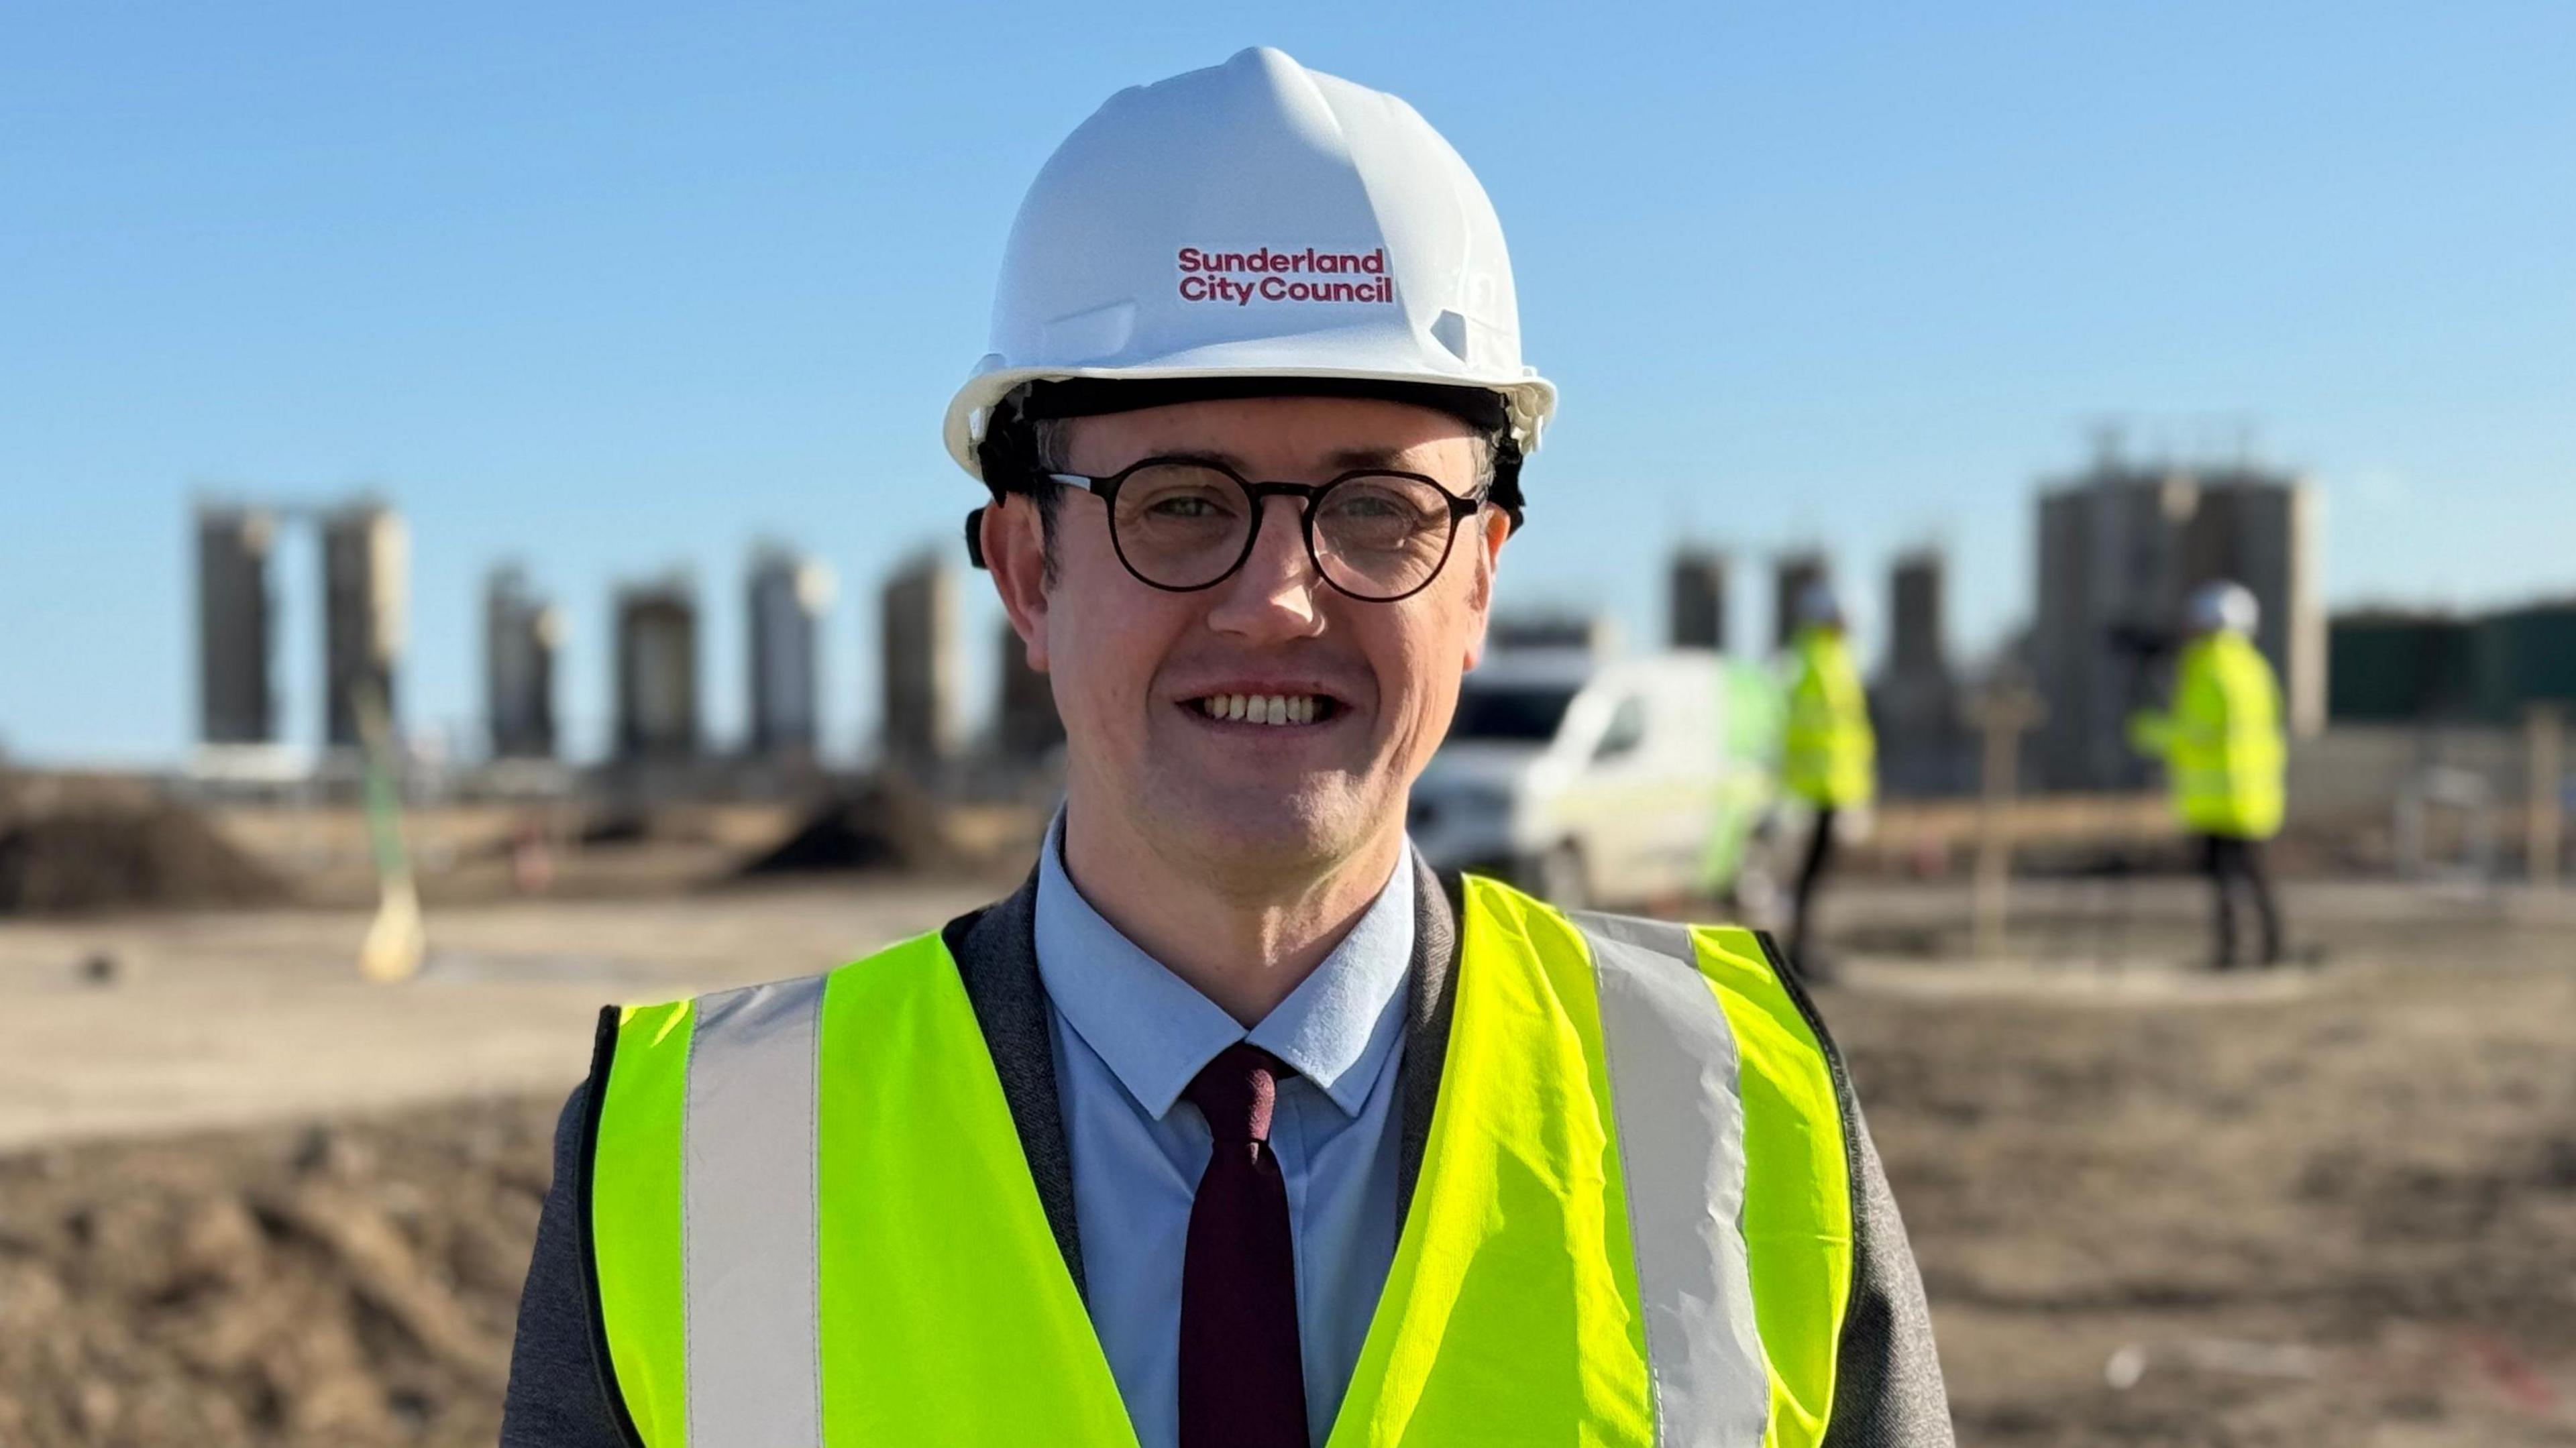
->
[[747, 543, 833, 760], [195, 503, 277, 748], [321, 502, 407, 752], [193, 495, 407, 763], [1874, 548, 1972, 796], [615, 573, 700, 761], [485, 565, 561, 760], [879, 553, 961, 771], [1668, 547, 1729, 653]]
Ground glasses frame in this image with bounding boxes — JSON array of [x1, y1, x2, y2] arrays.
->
[[1043, 455, 1488, 603]]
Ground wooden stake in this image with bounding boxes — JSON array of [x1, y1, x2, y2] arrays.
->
[[1970, 683, 2045, 960], [2532, 704, 2565, 890]]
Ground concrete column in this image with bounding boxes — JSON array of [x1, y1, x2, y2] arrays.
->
[[1668, 548, 1727, 651], [880, 554, 961, 772]]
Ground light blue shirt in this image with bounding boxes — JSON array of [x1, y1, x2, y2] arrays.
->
[[1034, 820, 1414, 1448]]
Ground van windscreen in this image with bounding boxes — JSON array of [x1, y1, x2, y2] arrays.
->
[[1448, 685, 1579, 742]]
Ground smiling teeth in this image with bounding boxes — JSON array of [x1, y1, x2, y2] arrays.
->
[[1198, 693, 1320, 725]]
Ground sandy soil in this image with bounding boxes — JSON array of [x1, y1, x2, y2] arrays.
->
[[3, 875, 2571, 1445], [1841, 954, 2576, 1445], [0, 1101, 555, 1447], [0, 878, 1000, 1150]]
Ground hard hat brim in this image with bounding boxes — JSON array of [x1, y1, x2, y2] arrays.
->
[[944, 364, 1556, 481]]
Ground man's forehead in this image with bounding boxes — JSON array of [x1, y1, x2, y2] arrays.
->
[[1065, 395, 1481, 472]]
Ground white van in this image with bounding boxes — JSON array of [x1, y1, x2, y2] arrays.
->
[[1409, 648, 1784, 910]]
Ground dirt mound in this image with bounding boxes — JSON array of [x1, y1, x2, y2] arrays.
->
[[0, 803, 287, 915], [737, 785, 922, 876], [737, 783, 1047, 882], [0, 1099, 556, 1448], [1836, 958, 2576, 1444], [739, 804, 904, 874]]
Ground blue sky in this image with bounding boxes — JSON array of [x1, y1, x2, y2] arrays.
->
[[4, 1, 2569, 765]]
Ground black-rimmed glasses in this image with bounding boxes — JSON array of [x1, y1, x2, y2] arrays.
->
[[1044, 457, 1487, 602]]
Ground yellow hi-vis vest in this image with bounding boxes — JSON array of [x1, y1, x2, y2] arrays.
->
[[2131, 632, 2286, 840], [581, 876, 1858, 1447], [1784, 626, 1876, 809]]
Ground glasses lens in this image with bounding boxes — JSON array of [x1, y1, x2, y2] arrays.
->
[[1109, 463, 1252, 588], [1312, 474, 1460, 599]]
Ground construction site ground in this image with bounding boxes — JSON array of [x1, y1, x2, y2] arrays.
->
[[3, 871, 2572, 1445]]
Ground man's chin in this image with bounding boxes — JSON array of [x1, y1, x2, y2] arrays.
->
[[1141, 776, 1377, 873]]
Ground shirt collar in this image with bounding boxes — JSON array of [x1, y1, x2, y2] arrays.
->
[[1033, 813, 1415, 1121]]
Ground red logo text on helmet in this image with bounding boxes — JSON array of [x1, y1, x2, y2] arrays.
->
[[1175, 247, 1395, 307]]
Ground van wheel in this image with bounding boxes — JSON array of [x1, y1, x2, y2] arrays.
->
[[1537, 843, 1590, 910]]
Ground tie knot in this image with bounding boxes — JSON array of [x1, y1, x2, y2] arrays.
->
[[1185, 1042, 1287, 1145]]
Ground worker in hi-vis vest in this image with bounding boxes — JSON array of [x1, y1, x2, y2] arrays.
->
[[501, 49, 1950, 1448], [2130, 579, 2288, 968], [1781, 582, 1876, 983]]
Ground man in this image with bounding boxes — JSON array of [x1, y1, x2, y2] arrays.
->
[[2132, 579, 2288, 968], [502, 48, 1949, 1447], [1783, 581, 1876, 981]]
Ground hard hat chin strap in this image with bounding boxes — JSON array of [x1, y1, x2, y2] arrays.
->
[[963, 412, 1031, 571], [1487, 443, 1526, 532]]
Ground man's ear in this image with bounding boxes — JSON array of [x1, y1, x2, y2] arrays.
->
[[1460, 506, 1511, 672], [982, 496, 1053, 674]]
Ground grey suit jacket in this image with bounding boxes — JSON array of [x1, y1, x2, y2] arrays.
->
[[500, 862, 1952, 1445]]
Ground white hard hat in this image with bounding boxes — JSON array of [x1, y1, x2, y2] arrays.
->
[[2186, 580, 2258, 636], [1796, 580, 1844, 629], [943, 48, 1556, 481]]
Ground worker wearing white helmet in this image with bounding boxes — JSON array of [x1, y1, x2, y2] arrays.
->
[[1796, 579, 1847, 630], [2186, 579, 2261, 637], [505, 48, 1949, 1447], [1782, 579, 1876, 981], [2132, 579, 2290, 968]]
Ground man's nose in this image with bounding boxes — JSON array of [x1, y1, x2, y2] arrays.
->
[[1204, 496, 1325, 641]]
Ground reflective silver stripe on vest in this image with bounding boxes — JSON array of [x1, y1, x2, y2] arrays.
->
[[684, 976, 826, 1447], [1572, 913, 1770, 1448]]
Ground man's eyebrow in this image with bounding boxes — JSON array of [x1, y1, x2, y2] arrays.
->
[[1321, 445, 1417, 470], [1108, 447, 1248, 471], [1116, 444, 1432, 474]]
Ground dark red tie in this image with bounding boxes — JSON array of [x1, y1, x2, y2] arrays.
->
[[1179, 1043, 1309, 1448]]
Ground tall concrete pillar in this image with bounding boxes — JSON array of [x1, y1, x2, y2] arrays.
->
[[486, 565, 561, 759], [1878, 548, 1969, 795], [1772, 551, 1829, 651], [1888, 549, 1946, 679], [321, 501, 407, 749], [748, 543, 833, 759], [1668, 548, 1727, 651], [196, 502, 276, 746], [616, 573, 700, 760], [880, 553, 961, 771], [992, 618, 1063, 761]]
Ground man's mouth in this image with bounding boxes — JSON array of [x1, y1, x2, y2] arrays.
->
[[1186, 692, 1342, 727]]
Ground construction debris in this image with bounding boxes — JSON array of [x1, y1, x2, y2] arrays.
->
[[0, 803, 286, 915], [0, 1099, 554, 1447]]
